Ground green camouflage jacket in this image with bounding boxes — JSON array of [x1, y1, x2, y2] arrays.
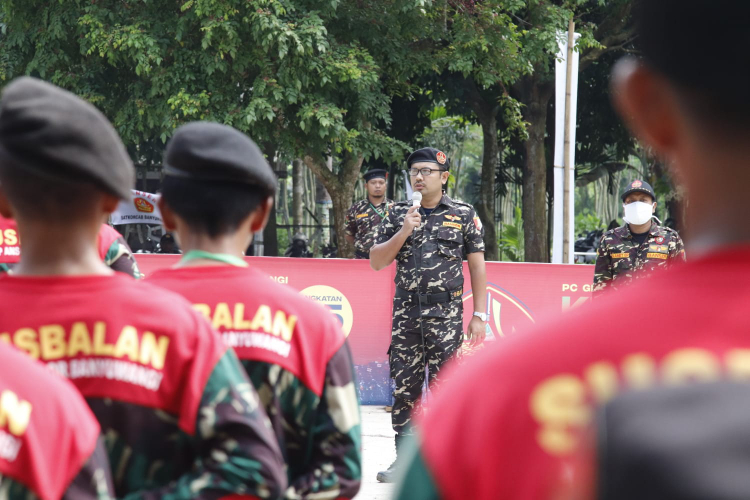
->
[[593, 222, 685, 299], [375, 194, 485, 300], [146, 265, 362, 500], [103, 235, 141, 279], [345, 198, 392, 258]]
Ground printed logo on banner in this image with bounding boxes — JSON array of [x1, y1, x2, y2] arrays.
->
[[461, 282, 535, 354], [300, 285, 353, 337], [134, 198, 155, 213]]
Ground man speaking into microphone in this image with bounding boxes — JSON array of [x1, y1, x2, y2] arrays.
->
[[369, 147, 487, 482]]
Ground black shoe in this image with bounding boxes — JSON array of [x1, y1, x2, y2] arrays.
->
[[377, 432, 404, 483], [376, 460, 399, 483]]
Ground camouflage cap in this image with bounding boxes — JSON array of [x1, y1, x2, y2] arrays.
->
[[621, 179, 655, 202]]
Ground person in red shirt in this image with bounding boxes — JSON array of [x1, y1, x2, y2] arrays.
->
[[0, 77, 286, 498], [394, 1, 750, 498], [0, 220, 139, 277], [146, 121, 362, 500], [0, 342, 115, 499]]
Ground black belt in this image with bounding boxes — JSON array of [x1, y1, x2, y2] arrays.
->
[[395, 286, 463, 305]]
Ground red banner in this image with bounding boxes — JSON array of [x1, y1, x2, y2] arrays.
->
[[0, 217, 20, 264], [136, 255, 593, 404]]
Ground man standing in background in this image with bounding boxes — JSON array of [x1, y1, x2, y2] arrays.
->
[[345, 168, 392, 259], [593, 179, 684, 298]]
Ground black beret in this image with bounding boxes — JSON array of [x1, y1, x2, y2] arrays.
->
[[621, 179, 655, 202], [597, 382, 750, 500], [0, 77, 134, 199], [164, 122, 276, 195], [406, 147, 450, 170], [363, 168, 387, 182]]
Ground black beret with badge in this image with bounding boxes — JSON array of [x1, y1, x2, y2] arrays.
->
[[406, 147, 450, 170], [621, 179, 655, 202], [363, 168, 387, 182], [163, 121, 277, 196], [0, 77, 134, 199]]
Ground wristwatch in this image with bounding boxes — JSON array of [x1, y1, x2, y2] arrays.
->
[[473, 311, 488, 322]]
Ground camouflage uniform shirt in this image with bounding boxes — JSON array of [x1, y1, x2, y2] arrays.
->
[[0, 273, 287, 499], [147, 265, 362, 500], [345, 198, 393, 258], [593, 222, 685, 299], [376, 194, 485, 298]]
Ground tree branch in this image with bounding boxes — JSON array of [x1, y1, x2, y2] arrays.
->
[[578, 2, 635, 72], [302, 151, 337, 187]]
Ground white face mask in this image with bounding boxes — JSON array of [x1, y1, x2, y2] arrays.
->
[[623, 201, 654, 225]]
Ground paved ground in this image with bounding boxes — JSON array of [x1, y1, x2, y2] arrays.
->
[[358, 406, 397, 500]]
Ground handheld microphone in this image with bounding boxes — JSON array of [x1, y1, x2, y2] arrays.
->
[[411, 191, 422, 208]]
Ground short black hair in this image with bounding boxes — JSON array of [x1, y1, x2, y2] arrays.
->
[[635, 0, 750, 127], [161, 176, 268, 238], [0, 161, 105, 223]]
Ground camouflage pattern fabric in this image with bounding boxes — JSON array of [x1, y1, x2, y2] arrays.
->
[[593, 223, 685, 299], [389, 294, 463, 435], [0, 438, 114, 500], [243, 343, 362, 500], [104, 236, 141, 279], [375, 194, 485, 434], [92, 349, 285, 500], [344, 198, 392, 258]]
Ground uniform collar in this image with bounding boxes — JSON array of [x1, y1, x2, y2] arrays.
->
[[422, 193, 454, 210], [618, 221, 663, 239]]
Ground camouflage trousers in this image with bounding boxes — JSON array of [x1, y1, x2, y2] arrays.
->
[[389, 293, 463, 436]]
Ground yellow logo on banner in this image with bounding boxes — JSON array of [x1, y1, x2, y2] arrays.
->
[[300, 285, 353, 337], [611, 253, 630, 259], [442, 221, 462, 229], [646, 252, 668, 260]]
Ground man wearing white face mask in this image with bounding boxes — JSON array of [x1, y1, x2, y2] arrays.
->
[[592, 179, 685, 299]]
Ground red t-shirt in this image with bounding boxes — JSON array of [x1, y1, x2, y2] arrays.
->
[[146, 265, 345, 396], [0, 343, 100, 500], [0, 273, 225, 436], [418, 246, 750, 499]]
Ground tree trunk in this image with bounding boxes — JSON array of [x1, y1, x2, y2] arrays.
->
[[465, 81, 500, 261], [261, 145, 279, 256], [303, 152, 362, 258], [477, 114, 499, 261], [521, 77, 554, 262], [292, 158, 304, 233]]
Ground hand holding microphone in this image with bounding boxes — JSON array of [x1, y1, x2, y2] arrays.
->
[[402, 192, 422, 236]]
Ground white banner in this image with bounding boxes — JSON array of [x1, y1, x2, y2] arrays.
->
[[111, 190, 162, 225]]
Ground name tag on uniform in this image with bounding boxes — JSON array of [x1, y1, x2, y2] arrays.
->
[[646, 252, 668, 259], [611, 252, 630, 258], [648, 244, 669, 253], [356, 213, 369, 219], [443, 221, 462, 229]]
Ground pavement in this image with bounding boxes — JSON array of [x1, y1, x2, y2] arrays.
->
[[358, 405, 397, 500]]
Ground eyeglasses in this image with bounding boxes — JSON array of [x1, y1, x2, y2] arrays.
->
[[408, 167, 445, 176]]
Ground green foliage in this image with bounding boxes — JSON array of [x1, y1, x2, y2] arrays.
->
[[0, 0, 412, 168], [498, 206, 524, 262], [575, 212, 604, 237]]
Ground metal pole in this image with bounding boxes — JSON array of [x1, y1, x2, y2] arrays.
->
[[562, 18, 575, 264]]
